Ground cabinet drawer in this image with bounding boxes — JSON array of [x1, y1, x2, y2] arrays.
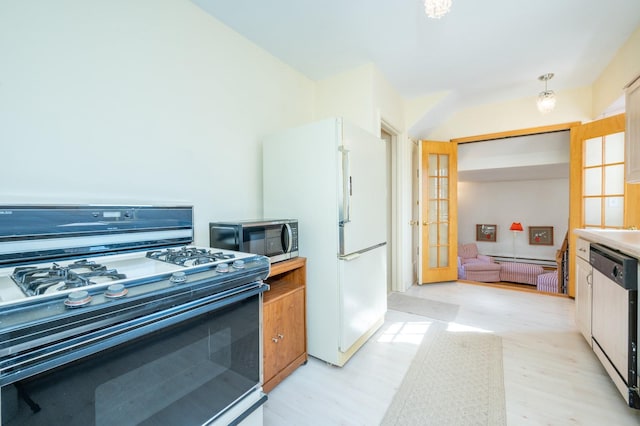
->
[[576, 238, 590, 261]]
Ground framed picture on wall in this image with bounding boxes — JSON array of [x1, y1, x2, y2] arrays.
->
[[529, 226, 554, 245], [476, 224, 497, 242]]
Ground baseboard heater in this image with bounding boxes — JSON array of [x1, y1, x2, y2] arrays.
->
[[491, 256, 556, 267]]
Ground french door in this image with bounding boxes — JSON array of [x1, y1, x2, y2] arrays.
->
[[418, 140, 458, 284], [569, 113, 639, 296]]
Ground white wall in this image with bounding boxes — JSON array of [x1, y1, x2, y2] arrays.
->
[[0, 0, 315, 245], [315, 64, 376, 134], [458, 179, 569, 260]]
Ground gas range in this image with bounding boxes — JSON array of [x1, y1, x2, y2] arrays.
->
[[0, 245, 254, 307], [0, 205, 269, 426]]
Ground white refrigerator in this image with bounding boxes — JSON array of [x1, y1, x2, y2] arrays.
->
[[262, 117, 387, 366]]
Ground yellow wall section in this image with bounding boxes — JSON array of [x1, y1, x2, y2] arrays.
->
[[592, 26, 640, 117], [428, 87, 592, 141]]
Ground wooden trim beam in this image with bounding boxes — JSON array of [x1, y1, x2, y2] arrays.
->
[[451, 121, 581, 144]]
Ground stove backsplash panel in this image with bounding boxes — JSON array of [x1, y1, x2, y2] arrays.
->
[[0, 205, 193, 267]]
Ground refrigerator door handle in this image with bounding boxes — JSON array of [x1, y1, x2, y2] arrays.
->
[[339, 146, 351, 225], [338, 242, 387, 261], [338, 252, 361, 261]]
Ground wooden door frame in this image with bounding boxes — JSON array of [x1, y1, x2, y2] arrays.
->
[[452, 121, 579, 294]]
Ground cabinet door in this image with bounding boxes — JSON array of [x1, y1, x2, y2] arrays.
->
[[279, 288, 305, 368], [263, 288, 305, 384], [626, 76, 640, 183], [263, 300, 281, 384], [575, 256, 593, 345]]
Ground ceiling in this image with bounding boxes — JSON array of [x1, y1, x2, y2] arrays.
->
[[191, 0, 640, 138]]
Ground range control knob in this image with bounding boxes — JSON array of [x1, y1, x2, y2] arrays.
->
[[170, 271, 187, 284], [232, 260, 245, 269], [216, 263, 230, 273], [64, 290, 92, 308], [105, 283, 128, 298]]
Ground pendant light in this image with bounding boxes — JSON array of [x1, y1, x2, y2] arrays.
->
[[424, 0, 452, 19], [537, 73, 556, 114]]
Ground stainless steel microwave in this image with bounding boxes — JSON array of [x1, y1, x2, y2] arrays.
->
[[209, 219, 298, 263]]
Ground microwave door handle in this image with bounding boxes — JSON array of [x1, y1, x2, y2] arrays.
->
[[340, 147, 351, 224], [282, 223, 293, 253]]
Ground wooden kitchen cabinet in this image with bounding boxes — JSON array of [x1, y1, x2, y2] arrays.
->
[[262, 257, 307, 393], [626, 75, 640, 183]]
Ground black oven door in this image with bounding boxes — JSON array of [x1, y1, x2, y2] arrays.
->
[[1, 283, 266, 426]]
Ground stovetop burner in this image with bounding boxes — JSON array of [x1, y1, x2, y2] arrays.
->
[[146, 247, 236, 267], [11, 259, 126, 296]]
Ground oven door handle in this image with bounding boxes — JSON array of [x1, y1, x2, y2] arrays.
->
[[0, 282, 267, 387]]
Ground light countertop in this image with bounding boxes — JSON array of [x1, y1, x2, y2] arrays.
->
[[574, 229, 640, 259]]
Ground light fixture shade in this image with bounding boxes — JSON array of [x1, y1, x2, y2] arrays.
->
[[536, 73, 556, 113], [537, 90, 556, 114], [509, 222, 524, 232], [424, 0, 452, 19]]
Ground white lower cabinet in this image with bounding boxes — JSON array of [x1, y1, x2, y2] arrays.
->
[[575, 239, 593, 345]]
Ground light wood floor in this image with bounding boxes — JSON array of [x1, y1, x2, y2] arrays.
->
[[263, 282, 640, 425]]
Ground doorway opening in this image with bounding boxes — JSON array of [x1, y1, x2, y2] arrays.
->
[[380, 124, 396, 294]]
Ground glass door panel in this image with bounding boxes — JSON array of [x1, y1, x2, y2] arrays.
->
[[605, 132, 625, 163], [584, 198, 602, 226], [604, 164, 624, 194], [604, 197, 624, 227], [584, 168, 602, 195], [584, 137, 603, 166]]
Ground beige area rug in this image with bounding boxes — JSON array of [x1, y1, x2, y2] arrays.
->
[[381, 323, 507, 426], [387, 292, 459, 322]]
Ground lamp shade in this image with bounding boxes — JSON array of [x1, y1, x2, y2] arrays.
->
[[510, 222, 523, 232], [537, 90, 556, 114]]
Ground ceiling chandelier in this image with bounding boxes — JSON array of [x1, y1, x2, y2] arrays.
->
[[536, 73, 556, 114], [424, 0, 452, 19]]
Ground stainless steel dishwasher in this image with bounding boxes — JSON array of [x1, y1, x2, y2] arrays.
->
[[589, 243, 639, 408]]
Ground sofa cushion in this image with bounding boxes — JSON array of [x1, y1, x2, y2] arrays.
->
[[464, 263, 501, 282], [458, 243, 479, 260], [499, 262, 544, 285]]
